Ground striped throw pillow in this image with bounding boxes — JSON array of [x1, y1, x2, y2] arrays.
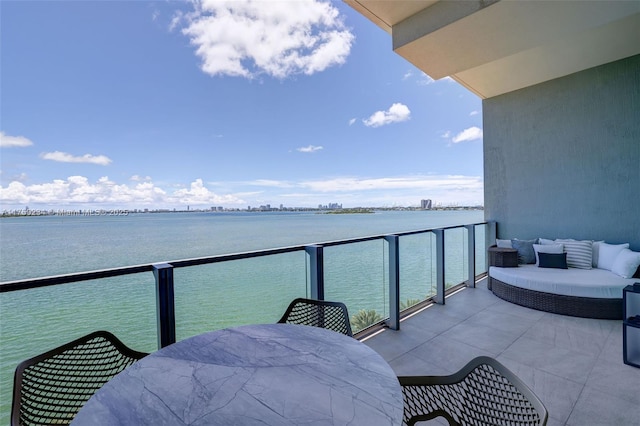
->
[[555, 239, 593, 269]]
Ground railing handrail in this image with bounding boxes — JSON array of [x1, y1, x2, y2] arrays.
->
[[0, 221, 489, 293], [0, 264, 154, 293]]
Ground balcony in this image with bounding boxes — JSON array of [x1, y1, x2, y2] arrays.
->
[[365, 277, 640, 425], [2, 221, 639, 425]]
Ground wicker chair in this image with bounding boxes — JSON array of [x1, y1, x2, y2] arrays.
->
[[278, 298, 353, 337], [11, 330, 148, 426], [398, 356, 548, 426]]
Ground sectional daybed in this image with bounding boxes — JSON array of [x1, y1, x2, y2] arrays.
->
[[488, 239, 640, 320]]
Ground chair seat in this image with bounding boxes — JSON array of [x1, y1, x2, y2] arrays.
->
[[398, 356, 548, 426]]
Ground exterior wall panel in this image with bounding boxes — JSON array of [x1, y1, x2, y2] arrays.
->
[[484, 55, 640, 250]]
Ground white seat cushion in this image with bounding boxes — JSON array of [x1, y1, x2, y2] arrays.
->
[[489, 265, 634, 299]]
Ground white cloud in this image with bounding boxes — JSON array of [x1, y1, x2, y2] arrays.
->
[[299, 175, 482, 193], [0, 174, 484, 209], [171, 178, 244, 204], [0, 176, 166, 205], [177, 0, 354, 79], [348, 118, 356, 126], [247, 179, 294, 188], [297, 145, 323, 153], [0, 176, 245, 207], [363, 103, 411, 128], [12, 173, 29, 183], [451, 126, 483, 143], [0, 132, 34, 148], [41, 151, 112, 166], [245, 175, 483, 206], [470, 110, 479, 116], [415, 72, 455, 86], [417, 72, 435, 85], [130, 175, 152, 182], [286, 174, 484, 206]]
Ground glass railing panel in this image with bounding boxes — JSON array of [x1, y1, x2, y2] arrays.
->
[[173, 251, 307, 340], [0, 273, 156, 426], [398, 232, 435, 311], [445, 227, 468, 289], [475, 223, 488, 275], [323, 240, 386, 334]]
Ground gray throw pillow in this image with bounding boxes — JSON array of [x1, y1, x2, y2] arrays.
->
[[511, 238, 538, 264]]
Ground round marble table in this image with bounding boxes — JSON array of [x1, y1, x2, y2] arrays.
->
[[71, 324, 404, 425]]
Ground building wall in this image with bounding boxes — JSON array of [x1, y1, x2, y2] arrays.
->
[[483, 54, 640, 250]]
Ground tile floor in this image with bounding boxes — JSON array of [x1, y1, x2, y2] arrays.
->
[[363, 278, 640, 426]]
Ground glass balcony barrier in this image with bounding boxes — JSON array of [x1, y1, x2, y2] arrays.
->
[[0, 221, 494, 425]]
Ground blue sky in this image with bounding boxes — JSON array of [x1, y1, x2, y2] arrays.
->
[[0, 0, 483, 210]]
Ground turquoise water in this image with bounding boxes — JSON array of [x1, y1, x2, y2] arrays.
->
[[0, 209, 484, 423]]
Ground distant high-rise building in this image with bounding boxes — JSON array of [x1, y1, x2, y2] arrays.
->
[[421, 199, 432, 209]]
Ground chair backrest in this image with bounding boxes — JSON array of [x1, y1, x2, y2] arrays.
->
[[277, 298, 353, 336], [398, 356, 548, 426], [11, 330, 148, 426]]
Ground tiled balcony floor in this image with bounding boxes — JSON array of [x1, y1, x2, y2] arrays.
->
[[364, 278, 640, 426]]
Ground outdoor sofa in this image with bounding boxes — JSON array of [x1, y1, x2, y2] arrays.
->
[[488, 239, 640, 319]]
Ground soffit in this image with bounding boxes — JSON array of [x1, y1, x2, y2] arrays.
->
[[344, 0, 438, 34], [345, 0, 640, 98]]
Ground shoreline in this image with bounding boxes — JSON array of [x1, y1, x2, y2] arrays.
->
[[1, 206, 484, 218]]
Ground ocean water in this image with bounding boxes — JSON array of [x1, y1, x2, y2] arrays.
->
[[0, 209, 485, 423]]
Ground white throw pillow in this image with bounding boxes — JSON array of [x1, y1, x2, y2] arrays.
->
[[538, 238, 556, 245], [533, 243, 564, 266], [611, 249, 640, 278], [555, 239, 593, 269], [591, 240, 605, 268], [496, 239, 512, 248], [597, 242, 630, 271]]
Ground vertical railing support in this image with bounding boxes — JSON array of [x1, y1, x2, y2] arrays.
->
[[433, 229, 445, 304], [305, 245, 324, 300], [487, 221, 497, 271], [153, 263, 176, 349], [465, 224, 476, 288], [385, 235, 400, 331]]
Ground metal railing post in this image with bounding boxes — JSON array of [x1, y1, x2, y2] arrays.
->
[[433, 229, 445, 304], [305, 245, 324, 300], [487, 221, 497, 270], [153, 263, 176, 349], [465, 225, 476, 288], [385, 235, 400, 330]]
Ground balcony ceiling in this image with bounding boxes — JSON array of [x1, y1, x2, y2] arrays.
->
[[345, 0, 640, 98]]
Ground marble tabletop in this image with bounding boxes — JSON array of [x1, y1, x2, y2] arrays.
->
[[71, 323, 404, 425]]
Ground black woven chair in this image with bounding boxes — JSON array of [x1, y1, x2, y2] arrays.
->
[[277, 298, 353, 337], [11, 330, 148, 426], [399, 356, 548, 426]]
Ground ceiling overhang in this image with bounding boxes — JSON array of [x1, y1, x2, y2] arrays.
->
[[345, 0, 640, 98]]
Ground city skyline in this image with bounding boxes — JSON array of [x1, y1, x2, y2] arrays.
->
[[2, 202, 483, 218], [0, 1, 484, 211]]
